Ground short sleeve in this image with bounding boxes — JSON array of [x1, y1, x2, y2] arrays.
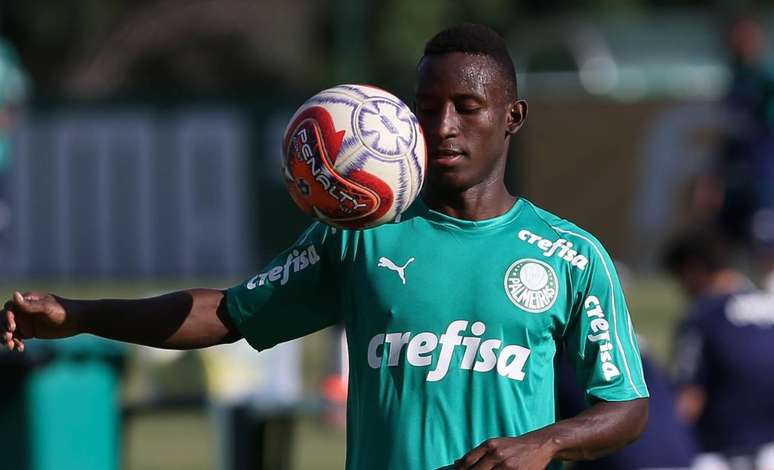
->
[[226, 223, 343, 351], [563, 238, 649, 403]]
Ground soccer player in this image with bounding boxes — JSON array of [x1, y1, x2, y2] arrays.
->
[[664, 230, 774, 461], [2, 24, 648, 469]]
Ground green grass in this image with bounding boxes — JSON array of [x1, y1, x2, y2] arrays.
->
[[118, 326, 347, 470], [122, 409, 346, 470], [1, 276, 686, 470], [624, 276, 687, 366], [124, 411, 214, 470]]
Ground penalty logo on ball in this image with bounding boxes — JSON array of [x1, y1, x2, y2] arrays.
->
[[504, 258, 558, 313], [282, 84, 426, 229]]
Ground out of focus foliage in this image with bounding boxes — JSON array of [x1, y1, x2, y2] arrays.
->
[[0, 0, 770, 98]]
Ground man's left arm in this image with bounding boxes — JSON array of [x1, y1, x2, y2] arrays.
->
[[457, 233, 650, 469], [455, 398, 648, 469]]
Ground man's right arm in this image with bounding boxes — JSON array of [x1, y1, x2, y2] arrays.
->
[[673, 315, 708, 423], [2, 289, 242, 352]]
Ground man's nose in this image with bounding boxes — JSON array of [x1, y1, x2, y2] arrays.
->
[[436, 103, 459, 139]]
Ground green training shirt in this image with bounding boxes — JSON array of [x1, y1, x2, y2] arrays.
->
[[227, 198, 649, 470]]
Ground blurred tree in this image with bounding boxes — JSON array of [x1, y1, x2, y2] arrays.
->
[[370, 0, 447, 97], [0, 0, 125, 94], [333, 0, 370, 84], [0, 0, 332, 98], [370, 0, 521, 98], [3, 0, 771, 100], [518, 0, 645, 15]]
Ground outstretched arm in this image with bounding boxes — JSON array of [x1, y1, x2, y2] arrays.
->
[[455, 398, 648, 469], [2, 289, 242, 351]]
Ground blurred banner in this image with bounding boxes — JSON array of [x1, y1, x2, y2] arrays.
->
[[1, 96, 726, 279], [1, 100, 317, 280], [521, 98, 724, 270]]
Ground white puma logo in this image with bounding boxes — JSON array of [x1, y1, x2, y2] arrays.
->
[[377, 256, 415, 285]]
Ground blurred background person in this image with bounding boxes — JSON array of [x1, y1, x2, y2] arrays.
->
[[0, 35, 28, 257], [664, 230, 774, 468], [557, 338, 699, 470], [691, 16, 774, 256]]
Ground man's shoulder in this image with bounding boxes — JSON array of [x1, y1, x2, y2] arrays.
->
[[518, 199, 610, 257]]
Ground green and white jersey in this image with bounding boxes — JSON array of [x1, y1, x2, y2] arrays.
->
[[227, 198, 648, 470]]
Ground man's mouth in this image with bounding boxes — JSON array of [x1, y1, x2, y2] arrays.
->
[[430, 148, 464, 166]]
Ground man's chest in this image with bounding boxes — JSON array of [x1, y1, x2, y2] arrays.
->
[[341, 227, 580, 343]]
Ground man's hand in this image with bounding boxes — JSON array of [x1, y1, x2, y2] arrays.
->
[[2, 292, 76, 352], [455, 399, 648, 469], [4, 289, 239, 350], [455, 435, 555, 470]]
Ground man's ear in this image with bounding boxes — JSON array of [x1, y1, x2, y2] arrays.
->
[[506, 99, 528, 135]]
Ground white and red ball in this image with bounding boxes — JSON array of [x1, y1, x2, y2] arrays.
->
[[282, 84, 426, 229]]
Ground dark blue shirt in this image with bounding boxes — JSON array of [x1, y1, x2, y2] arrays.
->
[[675, 290, 774, 454], [557, 353, 697, 469]]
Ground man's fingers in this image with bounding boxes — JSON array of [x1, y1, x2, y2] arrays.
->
[[3, 299, 34, 351], [1, 308, 14, 339], [2, 320, 26, 351], [3, 310, 17, 350], [13, 291, 45, 314], [4, 308, 34, 341], [7, 337, 24, 352], [14, 291, 30, 308], [458, 439, 521, 470], [20, 292, 44, 302], [492, 456, 521, 470], [468, 454, 502, 470], [5, 310, 16, 332], [456, 446, 488, 469]]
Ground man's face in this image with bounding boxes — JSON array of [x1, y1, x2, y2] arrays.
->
[[415, 52, 525, 193]]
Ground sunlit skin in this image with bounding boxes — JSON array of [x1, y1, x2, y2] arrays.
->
[[410, 52, 648, 470], [2, 48, 648, 470], [415, 52, 527, 221]]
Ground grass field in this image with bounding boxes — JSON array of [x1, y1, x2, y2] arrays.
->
[[1, 275, 685, 470]]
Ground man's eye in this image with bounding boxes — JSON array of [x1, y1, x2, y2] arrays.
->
[[457, 106, 481, 114]]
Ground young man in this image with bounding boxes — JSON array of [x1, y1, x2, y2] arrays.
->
[[664, 230, 774, 462], [2, 24, 648, 469]]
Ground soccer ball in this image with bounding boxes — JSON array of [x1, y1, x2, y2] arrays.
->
[[282, 84, 427, 229]]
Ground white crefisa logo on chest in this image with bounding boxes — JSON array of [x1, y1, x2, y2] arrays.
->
[[518, 230, 588, 270], [504, 258, 559, 313]]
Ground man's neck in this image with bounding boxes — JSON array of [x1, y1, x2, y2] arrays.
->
[[422, 182, 517, 221]]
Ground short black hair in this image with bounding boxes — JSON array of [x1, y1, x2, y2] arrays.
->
[[422, 23, 518, 99], [662, 229, 730, 275]]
